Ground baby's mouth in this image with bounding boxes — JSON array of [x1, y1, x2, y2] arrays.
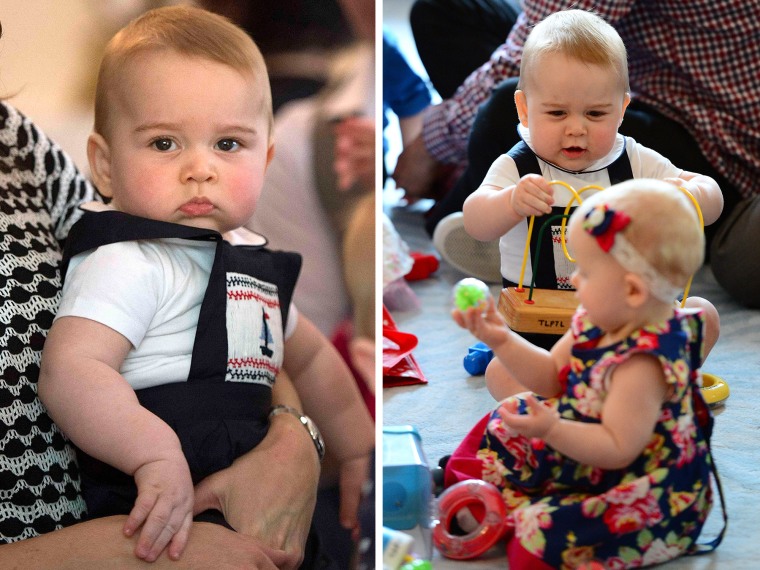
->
[[180, 197, 214, 216], [562, 146, 586, 159]]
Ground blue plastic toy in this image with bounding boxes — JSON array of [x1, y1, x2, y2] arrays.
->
[[463, 342, 494, 376], [383, 426, 434, 559]]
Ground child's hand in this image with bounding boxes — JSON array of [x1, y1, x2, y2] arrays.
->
[[511, 174, 555, 217], [663, 176, 687, 187], [337, 454, 371, 538], [663, 176, 703, 203], [452, 296, 511, 349], [125, 453, 194, 562], [498, 393, 559, 439]]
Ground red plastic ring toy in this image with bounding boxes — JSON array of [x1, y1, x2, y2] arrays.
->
[[433, 479, 508, 559]]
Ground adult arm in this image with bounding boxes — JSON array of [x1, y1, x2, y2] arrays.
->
[[0, 517, 284, 570], [193, 370, 320, 569], [1, 102, 98, 238], [334, 116, 376, 192]]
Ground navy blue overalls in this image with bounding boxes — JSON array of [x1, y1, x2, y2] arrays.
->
[[60, 209, 301, 519], [504, 140, 633, 349]]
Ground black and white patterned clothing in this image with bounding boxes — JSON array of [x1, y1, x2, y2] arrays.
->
[[0, 101, 93, 542]]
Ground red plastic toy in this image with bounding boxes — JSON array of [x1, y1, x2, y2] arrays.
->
[[405, 252, 439, 281]]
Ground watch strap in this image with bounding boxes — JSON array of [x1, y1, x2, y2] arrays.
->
[[269, 405, 326, 461]]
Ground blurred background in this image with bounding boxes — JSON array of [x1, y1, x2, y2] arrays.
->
[[0, 0, 357, 173]]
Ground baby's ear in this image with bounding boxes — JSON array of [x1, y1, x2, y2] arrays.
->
[[620, 92, 632, 126], [624, 272, 649, 308], [514, 90, 529, 127], [87, 133, 113, 199]]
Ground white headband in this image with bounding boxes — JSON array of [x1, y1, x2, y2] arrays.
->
[[583, 205, 682, 303]]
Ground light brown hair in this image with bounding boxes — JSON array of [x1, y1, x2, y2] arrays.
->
[[519, 9, 629, 93], [94, 5, 272, 139]]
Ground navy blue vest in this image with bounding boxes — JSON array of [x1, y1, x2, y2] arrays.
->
[[61, 210, 301, 517], [507, 140, 633, 289]]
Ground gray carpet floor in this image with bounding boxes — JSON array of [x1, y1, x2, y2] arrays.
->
[[382, 198, 760, 568]]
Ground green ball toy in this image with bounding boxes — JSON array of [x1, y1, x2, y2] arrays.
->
[[453, 278, 490, 311]]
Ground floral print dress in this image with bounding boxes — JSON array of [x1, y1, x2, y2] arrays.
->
[[445, 307, 716, 568]]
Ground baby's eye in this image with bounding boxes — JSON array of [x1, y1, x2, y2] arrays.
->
[[151, 138, 176, 152], [548, 110, 566, 117], [215, 139, 240, 152], [587, 110, 607, 119]]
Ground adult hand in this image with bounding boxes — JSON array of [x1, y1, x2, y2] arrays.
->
[[177, 522, 287, 569], [334, 116, 376, 193], [392, 135, 440, 202], [193, 413, 319, 569]]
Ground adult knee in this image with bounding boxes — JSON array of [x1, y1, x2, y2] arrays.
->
[[709, 196, 760, 308]]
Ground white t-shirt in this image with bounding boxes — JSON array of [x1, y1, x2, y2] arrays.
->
[[56, 238, 297, 390], [484, 125, 682, 284]]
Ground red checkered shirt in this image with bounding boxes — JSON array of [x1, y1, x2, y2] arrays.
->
[[422, 0, 760, 198]]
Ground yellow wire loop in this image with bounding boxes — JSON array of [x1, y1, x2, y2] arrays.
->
[[517, 181, 601, 288], [676, 186, 704, 306], [515, 182, 705, 309]]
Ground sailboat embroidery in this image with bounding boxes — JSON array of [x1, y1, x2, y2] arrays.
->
[[260, 307, 274, 357], [225, 272, 283, 386]]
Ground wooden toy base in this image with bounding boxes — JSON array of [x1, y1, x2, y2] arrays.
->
[[498, 287, 579, 335]]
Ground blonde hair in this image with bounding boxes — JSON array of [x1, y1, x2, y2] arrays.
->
[[94, 5, 272, 139], [519, 9, 629, 93], [575, 179, 705, 289]]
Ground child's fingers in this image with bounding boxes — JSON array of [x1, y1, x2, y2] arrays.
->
[[502, 398, 520, 414], [134, 495, 193, 562], [135, 508, 180, 562], [517, 175, 554, 214], [124, 490, 158, 537], [451, 308, 467, 328], [498, 405, 525, 431], [167, 513, 193, 561], [524, 393, 544, 413]]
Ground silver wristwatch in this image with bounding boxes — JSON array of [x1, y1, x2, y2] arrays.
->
[[269, 405, 326, 461]]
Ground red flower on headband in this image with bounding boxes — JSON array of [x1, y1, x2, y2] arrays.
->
[[582, 205, 631, 252]]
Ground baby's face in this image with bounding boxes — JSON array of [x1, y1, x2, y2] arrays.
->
[[92, 50, 272, 235], [516, 52, 629, 172]]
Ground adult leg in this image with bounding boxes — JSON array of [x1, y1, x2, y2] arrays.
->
[[425, 77, 521, 235], [410, 0, 519, 99], [709, 195, 760, 308]]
